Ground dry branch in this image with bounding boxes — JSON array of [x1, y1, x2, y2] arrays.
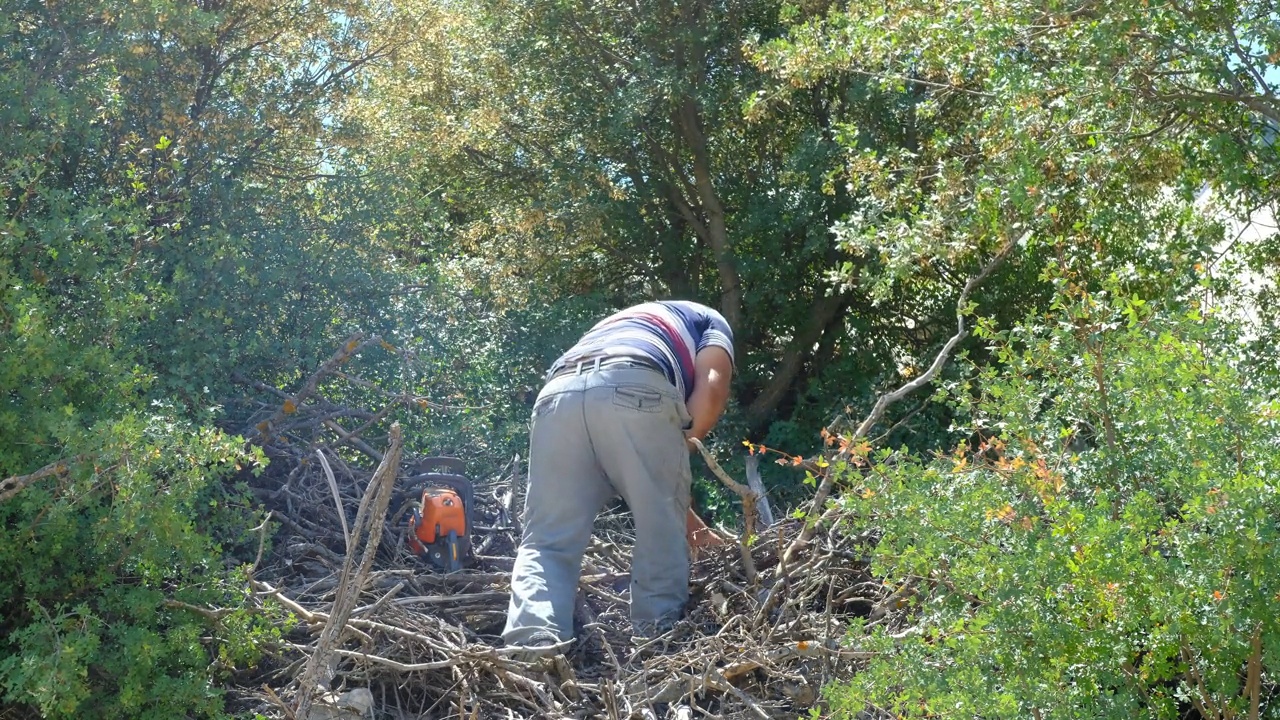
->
[[779, 231, 1026, 573], [294, 423, 403, 719], [246, 332, 372, 443], [229, 335, 894, 720]]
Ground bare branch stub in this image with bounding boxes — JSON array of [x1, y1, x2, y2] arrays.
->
[[690, 437, 760, 586], [294, 423, 403, 720]]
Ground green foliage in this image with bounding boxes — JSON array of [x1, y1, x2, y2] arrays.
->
[[1, 0, 400, 715], [0, 415, 280, 719], [368, 0, 918, 449], [825, 284, 1280, 718], [755, 0, 1278, 310], [286, 260, 615, 472], [744, 0, 1278, 459]]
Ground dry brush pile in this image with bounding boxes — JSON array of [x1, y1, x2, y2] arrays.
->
[[216, 237, 1018, 719], [220, 334, 900, 720]]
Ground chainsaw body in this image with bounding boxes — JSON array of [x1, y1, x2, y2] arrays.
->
[[404, 457, 474, 572]]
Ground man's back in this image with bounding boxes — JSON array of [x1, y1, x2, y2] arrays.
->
[[551, 300, 734, 400]]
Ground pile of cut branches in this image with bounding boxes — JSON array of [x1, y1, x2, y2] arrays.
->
[[218, 233, 1018, 719], [220, 335, 894, 720]]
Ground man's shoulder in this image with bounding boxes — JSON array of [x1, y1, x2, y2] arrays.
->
[[656, 301, 734, 354]]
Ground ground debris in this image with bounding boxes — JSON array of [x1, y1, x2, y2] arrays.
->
[[226, 356, 891, 719]]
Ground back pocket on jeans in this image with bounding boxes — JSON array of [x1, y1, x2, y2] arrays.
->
[[531, 392, 561, 421], [613, 385, 665, 413]]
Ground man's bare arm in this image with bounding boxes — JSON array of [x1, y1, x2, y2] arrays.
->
[[683, 346, 733, 548], [685, 346, 733, 440]]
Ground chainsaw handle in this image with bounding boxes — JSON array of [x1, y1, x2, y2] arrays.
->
[[411, 456, 466, 475]]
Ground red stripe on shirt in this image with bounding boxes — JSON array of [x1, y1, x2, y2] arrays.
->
[[631, 310, 694, 378]]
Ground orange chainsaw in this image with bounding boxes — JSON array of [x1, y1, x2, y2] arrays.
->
[[403, 457, 474, 572]]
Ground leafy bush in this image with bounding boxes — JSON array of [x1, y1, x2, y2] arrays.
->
[[825, 282, 1280, 718], [0, 0, 393, 715], [0, 414, 281, 719]]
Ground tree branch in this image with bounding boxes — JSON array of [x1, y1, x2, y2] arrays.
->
[[1246, 623, 1263, 720], [744, 288, 851, 430], [771, 230, 1026, 593], [0, 459, 72, 503], [675, 96, 744, 331]]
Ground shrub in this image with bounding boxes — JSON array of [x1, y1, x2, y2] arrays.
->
[[825, 284, 1280, 719], [0, 414, 280, 719]]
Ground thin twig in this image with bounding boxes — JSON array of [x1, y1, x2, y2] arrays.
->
[[251, 511, 272, 575], [162, 598, 235, 623], [689, 438, 759, 586], [321, 419, 384, 462]]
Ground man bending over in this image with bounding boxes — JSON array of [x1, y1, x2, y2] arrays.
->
[[503, 300, 734, 654]]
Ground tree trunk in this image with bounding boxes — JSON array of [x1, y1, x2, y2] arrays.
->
[[745, 290, 850, 431], [676, 97, 744, 332]]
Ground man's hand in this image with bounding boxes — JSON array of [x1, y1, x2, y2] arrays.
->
[[686, 508, 727, 550]]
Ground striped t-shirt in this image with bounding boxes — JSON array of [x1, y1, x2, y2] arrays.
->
[[551, 301, 735, 399]]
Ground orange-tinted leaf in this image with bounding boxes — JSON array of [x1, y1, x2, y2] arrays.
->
[[985, 504, 1016, 523]]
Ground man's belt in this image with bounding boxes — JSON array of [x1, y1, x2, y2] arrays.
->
[[545, 355, 664, 382]]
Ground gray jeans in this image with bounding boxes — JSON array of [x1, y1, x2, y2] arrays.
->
[[503, 364, 693, 644]]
